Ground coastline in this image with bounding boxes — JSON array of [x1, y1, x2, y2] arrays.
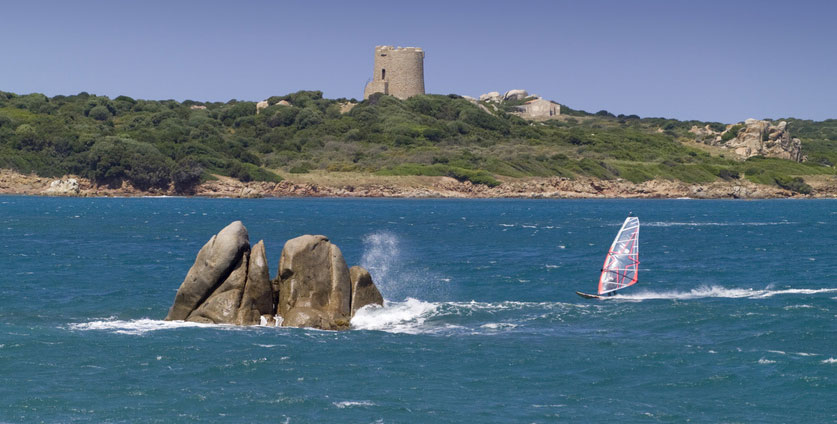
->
[[2, 169, 836, 199]]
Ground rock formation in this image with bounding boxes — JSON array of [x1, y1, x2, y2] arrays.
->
[[275, 235, 352, 330], [44, 178, 80, 196], [691, 119, 804, 162], [479, 91, 502, 102], [165, 222, 383, 330], [503, 89, 529, 101], [477, 89, 562, 120], [164, 221, 274, 325]]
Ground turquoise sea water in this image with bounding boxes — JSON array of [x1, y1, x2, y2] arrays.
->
[[0, 196, 834, 422]]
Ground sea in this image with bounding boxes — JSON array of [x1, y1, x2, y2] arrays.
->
[[0, 196, 834, 423]]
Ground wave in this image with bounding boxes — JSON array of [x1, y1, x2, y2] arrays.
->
[[333, 401, 376, 408], [613, 286, 837, 301], [350, 298, 440, 334], [68, 318, 225, 335], [350, 298, 582, 334], [643, 221, 795, 227]]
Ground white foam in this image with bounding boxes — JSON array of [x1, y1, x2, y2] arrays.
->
[[821, 358, 837, 364], [756, 288, 837, 298], [615, 286, 837, 301], [784, 304, 814, 310], [644, 221, 795, 227], [68, 319, 229, 335], [480, 322, 518, 330], [333, 401, 376, 408], [758, 358, 777, 364], [350, 298, 438, 334]]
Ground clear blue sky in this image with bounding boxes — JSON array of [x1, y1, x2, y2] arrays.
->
[[3, 0, 835, 122]]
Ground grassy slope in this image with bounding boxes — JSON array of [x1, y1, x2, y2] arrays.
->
[[0, 90, 833, 193]]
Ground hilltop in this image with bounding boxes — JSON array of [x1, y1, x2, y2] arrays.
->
[[0, 89, 835, 198]]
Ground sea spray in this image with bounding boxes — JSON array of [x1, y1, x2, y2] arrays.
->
[[360, 231, 450, 301]]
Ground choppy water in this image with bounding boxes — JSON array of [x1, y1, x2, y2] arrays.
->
[[1, 197, 834, 422]]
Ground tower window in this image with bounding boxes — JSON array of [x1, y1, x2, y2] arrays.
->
[[382, 69, 386, 80]]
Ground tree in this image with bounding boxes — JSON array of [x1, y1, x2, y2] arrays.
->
[[88, 105, 111, 121], [171, 158, 203, 193], [86, 137, 173, 189]]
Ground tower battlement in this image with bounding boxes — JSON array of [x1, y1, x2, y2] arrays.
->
[[363, 45, 425, 100]]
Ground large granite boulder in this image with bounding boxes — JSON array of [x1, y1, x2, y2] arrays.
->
[[164, 221, 274, 325], [276, 235, 352, 330]]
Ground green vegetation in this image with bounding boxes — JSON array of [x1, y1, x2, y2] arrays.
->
[[0, 90, 833, 193], [721, 124, 744, 142]]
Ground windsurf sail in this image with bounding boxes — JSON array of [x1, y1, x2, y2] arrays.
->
[[598, 217, 640, 295]]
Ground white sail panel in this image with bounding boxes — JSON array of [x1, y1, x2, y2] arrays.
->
[[598, 217, 640, 294]]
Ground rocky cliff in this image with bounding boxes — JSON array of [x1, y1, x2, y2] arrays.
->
[[691, 119, 804, 162]]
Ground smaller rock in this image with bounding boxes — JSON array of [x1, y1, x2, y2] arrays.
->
[[44, 178, 80, 196], [349, 266, 384, 316], [479, 91, 502, 102], [256, 100, 269, 114], [503, 89, 529, 101], [339, 102, 357, 114]]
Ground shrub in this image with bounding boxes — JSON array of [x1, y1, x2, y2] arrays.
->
[[228, 160, 282, 182], [88, 105, 112, 121], [295, 107, 324, 129], [721, 124, 744, 142], [266, 107, 299, 127], [289, 162, 314, 173], [774, 175, 812, 194], [377, 163, 500, 187], [717, 168, 740, 180]]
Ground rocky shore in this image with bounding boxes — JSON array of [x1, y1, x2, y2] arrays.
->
[[2, 168, 835, 199]]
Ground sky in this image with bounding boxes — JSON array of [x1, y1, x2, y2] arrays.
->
[[2, 0, 836, 123]]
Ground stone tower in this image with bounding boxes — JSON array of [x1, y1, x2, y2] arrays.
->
[[363, 46, 425, 100]]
